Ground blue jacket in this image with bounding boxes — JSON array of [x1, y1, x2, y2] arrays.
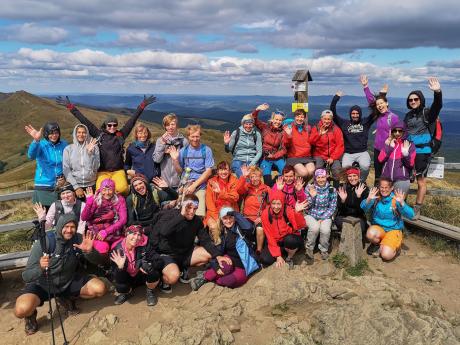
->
[[360, 193, 414, 231], [124, 141, 160, 182], [28, 138, 68, 188]]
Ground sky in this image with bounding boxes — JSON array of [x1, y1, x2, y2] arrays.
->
[[0, 0, 460, 97]]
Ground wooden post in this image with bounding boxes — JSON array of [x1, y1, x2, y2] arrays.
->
[[291, 70, 312, 114], [338, 216, 364, 266]]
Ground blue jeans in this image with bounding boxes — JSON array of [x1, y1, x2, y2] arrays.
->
[[260, 158, 285, 176], [231, 160, 252, 178]]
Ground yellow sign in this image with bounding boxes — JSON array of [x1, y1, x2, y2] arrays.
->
[[291, 102, 308, 112]]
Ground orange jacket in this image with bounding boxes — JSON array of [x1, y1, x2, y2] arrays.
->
[[309, 121, 344, 160], [236, 176, 270, 223], [204, 174, 239, 225]]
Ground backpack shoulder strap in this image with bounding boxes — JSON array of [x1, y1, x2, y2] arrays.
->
[[200, 144, 207, 160], [74, 200, 82, 219], [231, 128, 241, 155], [181, 144, 189, 167]]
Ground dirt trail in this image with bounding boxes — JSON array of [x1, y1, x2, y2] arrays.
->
[[0, 235, 459, 345]]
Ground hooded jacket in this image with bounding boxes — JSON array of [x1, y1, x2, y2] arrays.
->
[[284, 122, 313, 158], [22, 214, 89, 294], [28, 136, 68, 189], [361, 193, 415, 231], [124, 140, 159, 182], [261, 190, 306, 257], [237, 176, 270, 222], [205, 174, 240, 225], [330, 95, 375, 153], [271, 181, 307, 209], [337, 182, 369, 218], [303, 181, 337, 220], [404, 90, 443, 154], [252, 109, 287, 160], [378, 121, 416, 182], [309, 121, 344, 160], [63, 124, 100, 189], [225, 125, 263, 165], [364, 86, 399, 151]]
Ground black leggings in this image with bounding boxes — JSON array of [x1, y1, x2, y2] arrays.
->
[[113, 269, 160, 293], [373, 148, 384, 183], [259, 234, 304, 266]]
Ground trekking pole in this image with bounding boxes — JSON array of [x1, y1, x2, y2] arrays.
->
[[176, 167, 192, 209]]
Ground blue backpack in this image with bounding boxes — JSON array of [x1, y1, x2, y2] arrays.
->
[[234, 227, 260, 276]]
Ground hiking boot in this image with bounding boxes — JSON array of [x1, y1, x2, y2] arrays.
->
[[305, 248, 314, 265], [179, 268, 190, 284], [366, 244, 380, 257], [24, 309, 38, 335], [413, 204, 421, 220], [159, 281, 172, 294], [146, 288, 158, 307], [190, 277, 208, 291], [56, 297, 80, 316], [114, 291, 132, 305], [320, 251, 329, 260], [285, 257, 294, 269]]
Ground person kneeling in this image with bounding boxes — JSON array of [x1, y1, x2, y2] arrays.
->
[[360, 178, 415, 261], [14, 214, 106, 335], [110, 225, 161, 306], [190, 207, 259, 291]]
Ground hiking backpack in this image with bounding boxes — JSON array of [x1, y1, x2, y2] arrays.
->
[[423, 108, 443, 155], [230, 128, 259, 155]]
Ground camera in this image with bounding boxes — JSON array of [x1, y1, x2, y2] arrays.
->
[[166, 137, 184, 148]]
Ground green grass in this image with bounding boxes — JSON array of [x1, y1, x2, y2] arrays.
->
[[331, 253, 371, 277], [331, 252, 349, 269], [0, 229, 31, 253]]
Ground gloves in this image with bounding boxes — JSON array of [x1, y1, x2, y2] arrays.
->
[[56, 96, 74, 110], [139, 95, 157, 110]]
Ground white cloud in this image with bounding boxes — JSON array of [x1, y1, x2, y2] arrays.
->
[[2, 22, 68, 44]]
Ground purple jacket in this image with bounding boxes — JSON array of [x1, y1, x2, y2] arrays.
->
[[364, 87, 399, 151], [378, 121, 416, 181]]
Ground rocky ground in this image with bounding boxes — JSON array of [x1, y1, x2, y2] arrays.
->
[[1, 235, 460, 345]]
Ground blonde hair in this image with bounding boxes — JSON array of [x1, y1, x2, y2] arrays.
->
[[186, 124, 201, 136], [134, 124, 151, 141], [162, 113, 178, 128], [248, 165, 262, 177]]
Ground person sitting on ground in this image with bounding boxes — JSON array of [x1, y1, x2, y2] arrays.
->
[[110, 225, 162, 306], [252, 103, 287, 187], [148, 194, 214, 293], [404, 77, 443, 219], [126, 173, 178, 228], [272, 165, 307, 209], [283, 109, 315, 180], [14, 214, 106, 335], [360, 75, 399, 183], [125, 124, 160, 183], [25, 122, 68, 209], [170, 124, 215, 216], [378, 121, 416, 195], [361, 178, 415, 261], [260, 190, 307, 269], [330, 91, 376, 182], [302, 168, 338, 263], [223, 113, 262, 177], [33, 183, 86, 235], [309, 110, 344, 185], [335, 164, 369, 244], [81, 179, 127, 256], [56, 95, 156, 195], [152, 113, 188, 190], [190, 207, 259, 291], [63, 124, 99, 200], [237, 165, 270, 253], [204, 161, 240, 244]]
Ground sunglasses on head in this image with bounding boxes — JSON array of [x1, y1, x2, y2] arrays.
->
[[107, 123, 118, 128], [408, 97, 419, 103]]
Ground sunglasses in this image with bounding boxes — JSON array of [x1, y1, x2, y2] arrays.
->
[[392, 129, 403, 133], [107, 123, 118, 128], [408, 97, 419, 103]]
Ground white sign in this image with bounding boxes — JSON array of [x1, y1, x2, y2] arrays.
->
[[427, 156, 444, 179], [292, 82, 307, 92]]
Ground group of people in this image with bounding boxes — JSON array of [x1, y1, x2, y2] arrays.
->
[[14, 75, 442, 336]]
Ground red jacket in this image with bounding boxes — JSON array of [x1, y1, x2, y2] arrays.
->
[[237, 176, 270, 222], [284, 124, 312, 158], [252, 110, 286, 160], [261, 190, 306, 257], [309, 121, 344, 160]]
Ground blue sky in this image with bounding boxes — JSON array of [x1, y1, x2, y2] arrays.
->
[[0, 0, 459, 97]]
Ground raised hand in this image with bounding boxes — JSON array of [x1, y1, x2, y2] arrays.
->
[[360, 75, 368, 88], [401, 140, 411, 156], [169, 145, 179, 160], [380, 84, 389, 94], [256, 103, 269, 111], [25, 125, 42, 142], [210, 181, 220, 193], [109, 249, 126, 270], [126, 169, 136, 178], [241, 164, 249, 178], [142, 95, 157, 106], [394, 189, 406, 205], [56, 95, 73, 108], [84, 186, 94, 197], [223, 131, 231, 145], [284, 125, 292, 137], [428, 77, 441, 92], [161, 132, 172, 145], [336, 90, 344, 97], [368, 187, 379, 200], [33, 203, 47, 220], [86, 137, 98, 154], [308, 184, 317, 198], [75, 188, 85, 199], [294, 176, 305, 191], [355, 183, 366, 198], [152, 176, 168, 189], [73, 231, 95, 253], [337, 186, 347, 202], [295, 200, 308, 213], [275, 176, 285, 191]]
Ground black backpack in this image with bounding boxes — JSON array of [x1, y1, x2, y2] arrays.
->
[[229, 128, 259, 155]]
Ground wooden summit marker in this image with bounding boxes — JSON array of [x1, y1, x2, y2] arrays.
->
[[291, 69, 313, 113]]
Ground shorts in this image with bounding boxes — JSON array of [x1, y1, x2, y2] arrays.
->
[[159, 252, 193, 271], [286, 157, 314, 166], [19, 274, 91, 306], [374, 226, 403, 251], [414, 153, 432, 177]]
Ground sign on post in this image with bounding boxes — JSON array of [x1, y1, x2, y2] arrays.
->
[[427, 156, 444, 179]]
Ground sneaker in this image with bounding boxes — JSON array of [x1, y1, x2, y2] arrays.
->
[[190, 277, 207, 291], [24, 310, 38, 335], [285, 257, 294, 269], [146, 288, 158, 307], [413, 204, 421, 220], [366, 244, 380, 257], [159, 281, 172, 294], [320, 251, 329, 260], [56, 297, 80, 316], [114, 290, 132, 305], [179, 268, 190, 284]]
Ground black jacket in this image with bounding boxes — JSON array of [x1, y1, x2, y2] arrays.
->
[[337, 183, 369, 218]]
